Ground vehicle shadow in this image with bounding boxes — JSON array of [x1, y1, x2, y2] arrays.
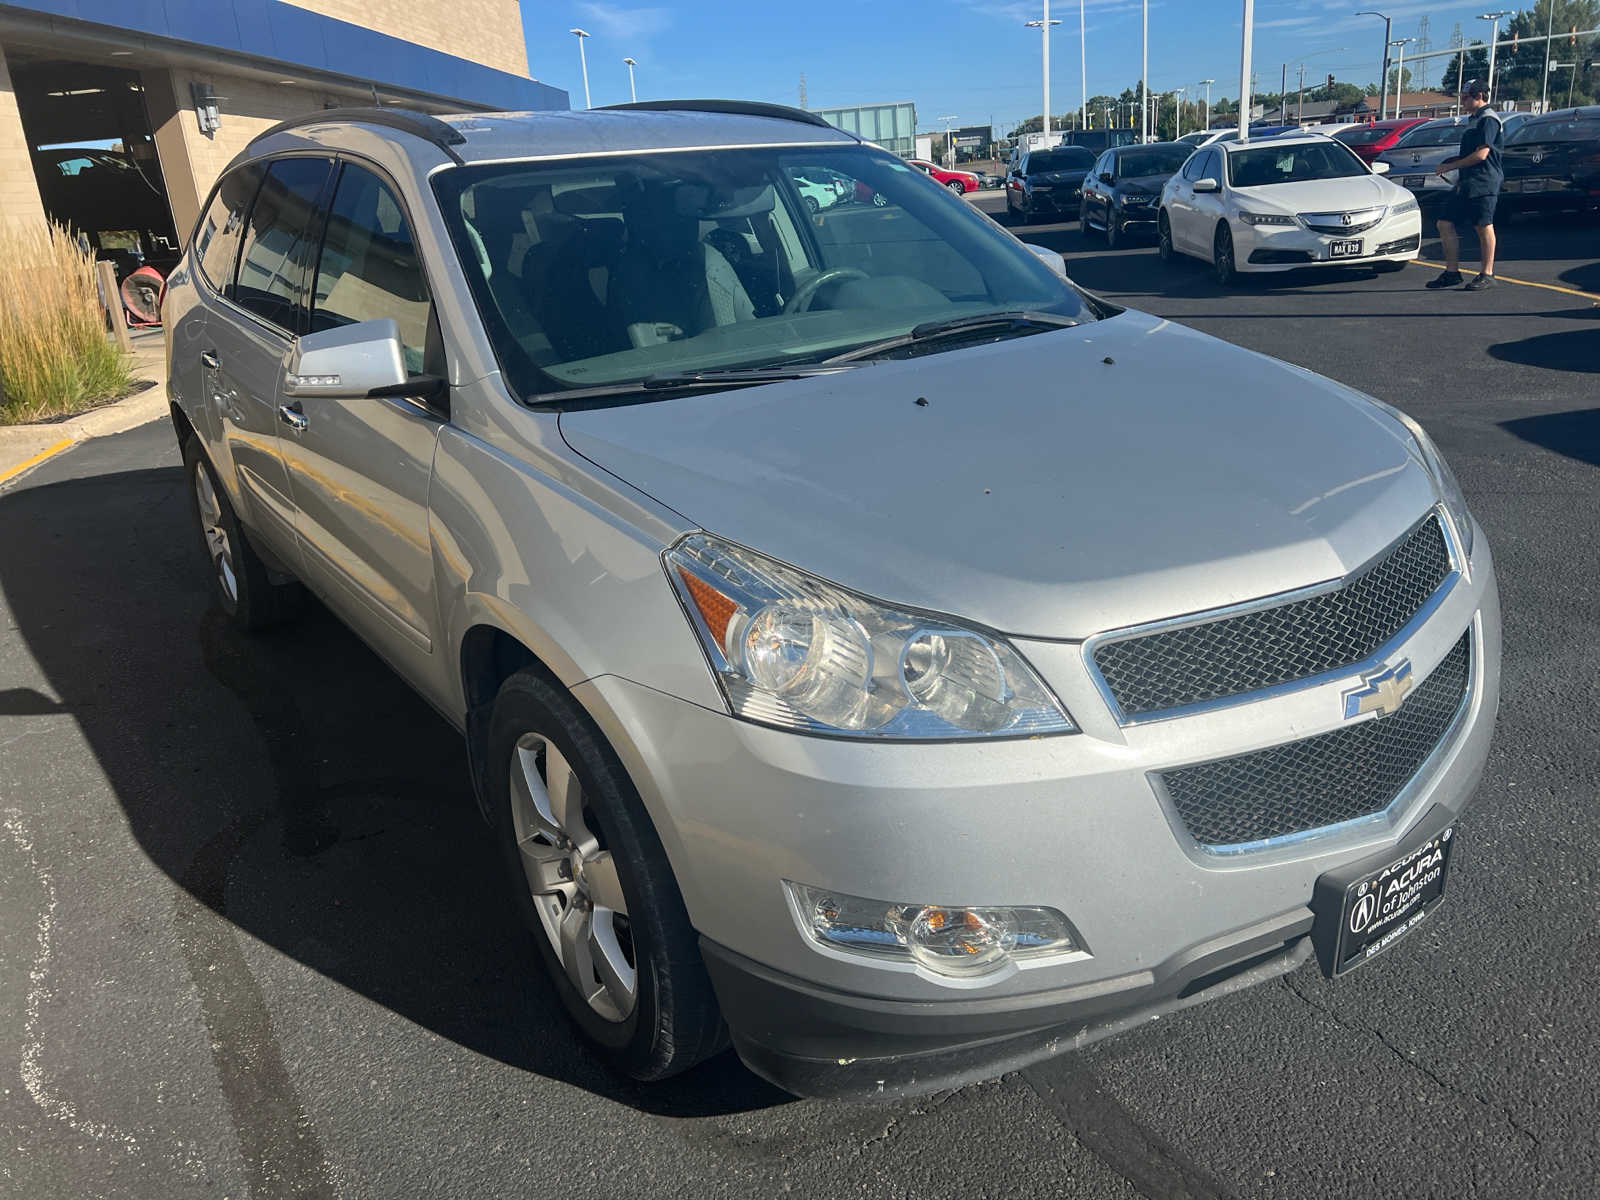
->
[[1498, 407, 1600, 466], [0, 464, 791, 1118], [1488, 328, 1600, 374]]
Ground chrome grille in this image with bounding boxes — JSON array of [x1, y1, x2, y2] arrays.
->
[[1299, 207, 1386, 235], [1157, 632, 1472, 850], [1092, 515, 1452, 719]]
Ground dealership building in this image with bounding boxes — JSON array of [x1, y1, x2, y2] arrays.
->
[[0, 0, 566, 268]]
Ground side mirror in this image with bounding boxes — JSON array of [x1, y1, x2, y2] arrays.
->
[[285, 318, 444, 401], [1022, 242, 1068, 280], [1371, 160, 1392, 175], [1099, 171, 1114, 184], [1193, 177, 1221, 193]]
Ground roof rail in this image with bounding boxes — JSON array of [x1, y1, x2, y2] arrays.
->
[[249, 107, 468, 164], [596, 98, 845, 133]]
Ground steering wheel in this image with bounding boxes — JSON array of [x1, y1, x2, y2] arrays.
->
[[784, 267, 869, 314]]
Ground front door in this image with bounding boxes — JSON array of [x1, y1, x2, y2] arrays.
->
[[281, 161, 444, 671]]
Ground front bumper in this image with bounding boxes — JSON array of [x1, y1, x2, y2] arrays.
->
[[1025, 186, 1082, 215], [572, 524, 1499, 1099], [1233, 209, 1423, 272]]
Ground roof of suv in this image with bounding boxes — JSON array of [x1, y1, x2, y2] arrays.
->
[[251, 102, 859, 167]]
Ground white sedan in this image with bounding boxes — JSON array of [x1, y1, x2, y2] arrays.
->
[[1157, 135, 1421, 284]]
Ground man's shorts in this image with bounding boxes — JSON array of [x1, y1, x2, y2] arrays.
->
[[1442, 191, 1498, 229]]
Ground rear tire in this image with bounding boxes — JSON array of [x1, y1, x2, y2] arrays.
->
[[1158, 210, 1175, 263], [183, 439, 302, 631], [1213, 223, 1238, 286], [488, 668, 726, 1081]]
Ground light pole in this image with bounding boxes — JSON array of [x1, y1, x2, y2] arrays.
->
[[1477, 11, 1511, 101], [1141, 0, 1150, 142], [1239, 0, 1254, 142], [939, 114, 959, 166], [1025, 6, 1063, 141], [1356, 11, 1394, 119], [623, 56, 637, 103], [1540, 0, 1555, 112], [1199, 78, 1215, 129], [569, 28, 591, 109], [1172, 86, 1187, 138], [1389, 36, 1415, 117], [1079, 0, 1088, 134]]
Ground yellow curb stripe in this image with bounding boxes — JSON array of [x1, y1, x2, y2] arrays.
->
[[1412, 258, 1600, 302], [0, 438, 75, 486]]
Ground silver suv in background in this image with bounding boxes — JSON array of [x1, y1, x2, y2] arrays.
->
[[164, 101, 1500, 1100]]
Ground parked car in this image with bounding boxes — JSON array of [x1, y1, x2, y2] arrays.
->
[[1005, 144, 1097, 222], [1500, 105, 1600, 216], [977, 170, 1005, 190], [1159, 135, 1421, 284], [1174, 130, 1211, 148], [792, 170, 847, 213], [1371, 113, 1530, 212], [165, 101, 1498, 1102], [31, 145, 182, 277], [907, 158, 983, 194], [1080, 141, 1194, 246], [1333, 119, 1427, 163]]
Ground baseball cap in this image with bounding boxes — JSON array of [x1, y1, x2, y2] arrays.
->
[[1462, 79, 1490, 99]]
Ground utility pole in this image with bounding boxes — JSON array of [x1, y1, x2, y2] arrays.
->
[[1280, 62, 1287, 121], [1141, 0, 1150, 142], [1479, 12, 1511, 101], [1358, 11, 1394, 119], [1026, 3, 1062, 141], [1416, 16, 1433, 88], [569, 28, 591, 109], [1239, 0, 1254, 142], [1297, 62, 1305, 122]]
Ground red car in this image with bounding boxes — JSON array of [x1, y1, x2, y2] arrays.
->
[[907, 159, 982, 194], [1333, 118, 1427, 163]]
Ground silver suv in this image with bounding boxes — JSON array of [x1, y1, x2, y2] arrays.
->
[[164, 102, 1500, 1100]]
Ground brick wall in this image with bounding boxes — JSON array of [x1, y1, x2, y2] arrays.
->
[[280, 0, 530, 77], [0, 48, 46, 230]]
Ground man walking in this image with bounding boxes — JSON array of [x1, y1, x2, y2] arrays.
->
[[1428, 80, 1504, 291]]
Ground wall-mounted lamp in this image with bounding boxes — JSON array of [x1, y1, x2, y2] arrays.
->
[[190, 81, 221, 135]]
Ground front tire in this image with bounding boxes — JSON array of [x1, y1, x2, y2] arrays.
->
[[183, 439, 301, 631], [947, 179, 966, 195], [1158, 210, 1175, 263], [1213, 222, 1238, 286], [488, 668, 726, 1081], [803, 195, 819, 215], [1106, 209, 1121, 249]]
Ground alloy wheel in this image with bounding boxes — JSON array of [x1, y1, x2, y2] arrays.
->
[[193, 464, 237, 604], [509, 732, 637, 1023]]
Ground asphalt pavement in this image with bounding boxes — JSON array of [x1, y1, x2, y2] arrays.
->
[[1, 198, 1597, 1199]]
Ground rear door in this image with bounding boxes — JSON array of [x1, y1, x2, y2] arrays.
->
[[198, 156, 334, 558], [1166, 150, 1204, 252], [281, 160, 446, 672]]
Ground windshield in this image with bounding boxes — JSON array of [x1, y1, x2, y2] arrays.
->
[[1508, 116, 1600, 144], [1227, 141, 1369, 187], [1118, 146, 1192, 177], [433, 145, 1093, 399], [1392, 120, 1464, 149], [1026, 148, 1094, 173]]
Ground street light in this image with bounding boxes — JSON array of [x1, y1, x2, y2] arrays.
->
[[1389, 36, 1415, 118], [938, 114, 959, 166], [1172, 86, 1187, 138], [1025, 5, 1063, 142], [1199, 78, 1215, 130], [569, 28, 591, 109], [1239, 0, 1254, 143], [1078, 0, 1087, 135], [1141, 0, 1150, 142], [1477, 11, 1512, 102], [1540, 0, 1555, 112], [623, 56, 637, 103], [1356, 11, 1394, 119]]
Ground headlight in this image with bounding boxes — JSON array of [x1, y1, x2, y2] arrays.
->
[[665, 533, 1075, 738], [1237, 210, 1298, 226], [1392, 197, 1420, 214], [1371, 400, 1474, 558]]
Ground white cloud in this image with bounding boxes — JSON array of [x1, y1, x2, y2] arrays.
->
[[574, 2, 672, 41]]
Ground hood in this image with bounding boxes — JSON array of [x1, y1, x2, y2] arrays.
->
[[1032, 169, 1088, 185], [559, 311, 1437, 639], [1231, 173, 1400, 214], [1116, 171, 1175, 195]]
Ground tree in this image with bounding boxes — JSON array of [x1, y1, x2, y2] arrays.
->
[[1496, 0, 1600, 103], [1386, 65, 1414, 94], [1442, 43, 1491, 94]]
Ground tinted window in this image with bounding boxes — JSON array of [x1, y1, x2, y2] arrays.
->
[[1117, 146, 1193, 177], [311, 165, 434, 374], [194, 164, 263, 292], [1393, 120, 1465, 149], [1180, 153, 1205, 181], [1227, 142, 1366, 187], [231, 158, 332, 332], [1508, 116, 1600, 143], [1026, 148, 1095, 173]]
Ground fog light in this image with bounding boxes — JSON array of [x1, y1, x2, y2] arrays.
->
[[789, 883, 1081, 978]]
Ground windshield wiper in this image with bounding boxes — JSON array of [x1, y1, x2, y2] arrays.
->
[[822, 310, 1080, 365], [527, 363, 861, 408]]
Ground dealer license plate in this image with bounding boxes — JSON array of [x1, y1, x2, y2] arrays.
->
[[1402, 175, 1426, 188], [1330, 239, 1363, 259], [1321, 828, 1455, 976], [1523, 178, 1547, 193]]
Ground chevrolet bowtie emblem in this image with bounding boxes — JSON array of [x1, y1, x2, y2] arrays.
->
[[1343, 660, 1415, 720]]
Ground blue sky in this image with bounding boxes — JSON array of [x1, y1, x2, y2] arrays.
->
[[521, 1, 1517, 133]]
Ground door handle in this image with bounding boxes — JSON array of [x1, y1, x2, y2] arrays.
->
[[200, 350, 221, 369], [277, 403, 308, 432]]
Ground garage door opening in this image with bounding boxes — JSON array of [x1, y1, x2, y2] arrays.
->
[[11, 58, 180, 321]]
